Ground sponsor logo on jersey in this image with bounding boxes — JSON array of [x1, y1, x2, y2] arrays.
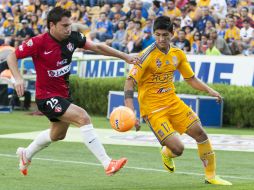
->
[[26, 39, 33, 47], [156, 58, 162, 68], [47, 64, 71, 77], [156, 87, 172, 93], [54, 104, 62, 113], [57, 59, 68, 67], [18, 45, 23, 51], [67, 42, 74, 52]]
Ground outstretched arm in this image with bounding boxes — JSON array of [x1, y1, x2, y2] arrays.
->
[[84, 40, 139, 64], [185, 76, 222, 102], [7, 52, 25, 97], [124, 78, 141, 131]]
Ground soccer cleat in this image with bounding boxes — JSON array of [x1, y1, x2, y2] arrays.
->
[[105, 158, 128, 176], [205, 176, 232, 185], [16, 147, 31, 176], [160, 149, 175, 173]]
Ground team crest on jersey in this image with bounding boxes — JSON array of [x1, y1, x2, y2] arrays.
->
[[54, 104, 62, 113], [26, 39, 33, 47], [67, 42, 74, 52], [156, 58, 162, 68], [166, 60, 170, 65], [18, 45, 23, 51], [172, 56, 178, 67]]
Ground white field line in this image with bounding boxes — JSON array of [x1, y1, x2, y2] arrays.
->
[[0, 153, 252, 181], [1, 128, 254, 152]]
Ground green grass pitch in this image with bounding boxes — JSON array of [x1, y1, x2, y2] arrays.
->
[[0, 111, 253, 190]]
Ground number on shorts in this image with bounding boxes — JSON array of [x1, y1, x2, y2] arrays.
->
[[46, 98, 59, 109], [161, 122, 170, 132]]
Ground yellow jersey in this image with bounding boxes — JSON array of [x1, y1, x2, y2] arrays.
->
[[128, 43, 194, 117]]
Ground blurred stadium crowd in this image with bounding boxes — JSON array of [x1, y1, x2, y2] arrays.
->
[[0, 0, 254, 56]]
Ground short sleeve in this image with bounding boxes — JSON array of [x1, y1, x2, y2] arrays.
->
[[177, 50, 194, 79], [15, 38, 38, 59], [73, 32, 86, 48]]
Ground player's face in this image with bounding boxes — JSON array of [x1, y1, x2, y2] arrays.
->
[[154, 29, 172, 50], [51, 16, 72, 41]]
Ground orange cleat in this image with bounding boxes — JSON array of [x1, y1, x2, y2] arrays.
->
[[16, 147, 31, 176], [105, 158, 128, 176]]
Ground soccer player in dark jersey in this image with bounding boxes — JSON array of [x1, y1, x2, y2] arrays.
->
[[7, 7, 139, 176]]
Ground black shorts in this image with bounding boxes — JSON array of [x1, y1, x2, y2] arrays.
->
[[36, 97, 72, 122]]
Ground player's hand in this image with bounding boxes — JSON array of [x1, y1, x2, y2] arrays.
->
[[14, 78, 25, 97], [134, 118, 141, 131], [208, 88, 222, 103], [124, 54, 141, 65]]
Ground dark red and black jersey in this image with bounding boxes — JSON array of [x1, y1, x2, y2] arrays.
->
[[15, 31, 86, 99]]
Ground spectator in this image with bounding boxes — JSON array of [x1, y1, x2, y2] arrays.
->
[[3, 17, 17, 46], [55, 0, 73, 9], [164, 0, 182, 20], [135, 0, 149, 19], [209, 0, 227, 20], [108, 3, 126, 21], [217, 18, 227, 38], [106, 20, 126, 52], [95, 12, 113, 42], [197, 0, 211, 7], [150, 0, 164, 17], [235, 7, 254, 28], [224, 16, 240, 43], [133, 9, 146, 28], [187, 0, 202, 22], [200, 33, 208, 54], [239, 19, 253, 55], [141, 27, 155, 49], [126, 0, 136, 20], [206, 39, 221, 55], [126, 20, 143, 53], [191, 31, 202, 54], [16, 19, 35, 45], [173, 29, 191, 52], [195, 6, 215, 34], [209, 28, 232, 55]]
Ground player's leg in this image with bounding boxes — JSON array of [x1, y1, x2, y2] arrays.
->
[[144, 110, 184, 173], [186, 123, 232, 185], [16, 121, 69, 176], [59, 103, 127, 176]]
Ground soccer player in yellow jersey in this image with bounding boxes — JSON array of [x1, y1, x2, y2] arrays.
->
[[124, 16, 232, 186]]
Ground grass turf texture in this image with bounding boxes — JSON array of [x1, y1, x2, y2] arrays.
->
[[0, 111, 254, 190]]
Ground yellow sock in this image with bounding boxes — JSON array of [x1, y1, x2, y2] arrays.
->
[[197, 139, 216, 179], [162, 146, 177, 158]]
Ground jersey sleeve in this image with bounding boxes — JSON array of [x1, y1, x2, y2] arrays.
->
[[15, 38, 38, 59], [128, 51, 149, 84], [73, 32, 86, 48], [177, 50, 195, 79]]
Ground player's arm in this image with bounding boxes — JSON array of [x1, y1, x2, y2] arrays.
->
[[124, 77, 141, 131], [7, 51, 24, 97], [185, 77, 222, 102], [84, 40, 140, 64]]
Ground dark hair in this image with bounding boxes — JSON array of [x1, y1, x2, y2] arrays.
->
[[47, 7, 71, 29], [153, 16, 173, 33]]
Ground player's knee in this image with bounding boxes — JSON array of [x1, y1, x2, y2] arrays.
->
[[171, 144, 184, 157], [50, 133, 66, 141], [76, 110, 91, 126]]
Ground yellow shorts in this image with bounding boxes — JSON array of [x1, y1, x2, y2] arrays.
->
[[144, 97, 200, 144]]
